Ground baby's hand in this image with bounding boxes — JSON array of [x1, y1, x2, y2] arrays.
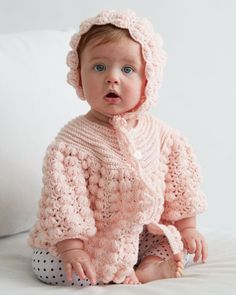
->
[[180, 228, 208, 263], [60, 248, 97, 285]]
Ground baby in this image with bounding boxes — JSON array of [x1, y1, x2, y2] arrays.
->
[[28, 10, 208, 287]]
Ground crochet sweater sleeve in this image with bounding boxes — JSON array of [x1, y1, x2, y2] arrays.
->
[[28, 141, 96, 255], [161, 130, 207, 222]]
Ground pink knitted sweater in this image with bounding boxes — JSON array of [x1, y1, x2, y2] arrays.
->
[[28, 113, 207, 283]]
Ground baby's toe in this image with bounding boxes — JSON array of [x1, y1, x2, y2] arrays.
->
[[123, 277, 131, 284], [175, 261, 184, 277]]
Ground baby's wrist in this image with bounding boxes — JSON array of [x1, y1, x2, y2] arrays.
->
[[174, 216, 197, 232], [59, 247, 84, 255], [179, 226, 196, 233], [56, 238, 84, 255]]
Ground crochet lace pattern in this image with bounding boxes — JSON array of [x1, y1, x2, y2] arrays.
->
[[28, 114, 207, 283]]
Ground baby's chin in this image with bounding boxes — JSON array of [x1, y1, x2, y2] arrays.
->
[[103, 111, 125, 117], [104, 108, 136, 117]]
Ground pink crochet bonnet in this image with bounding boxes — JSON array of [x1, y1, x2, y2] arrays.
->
[[66, 9, 167, 121]]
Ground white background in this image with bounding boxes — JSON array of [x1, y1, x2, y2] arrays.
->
[[0, 0, 235, 230]]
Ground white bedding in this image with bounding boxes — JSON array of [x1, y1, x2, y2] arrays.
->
[[0, 228, 235, 295]]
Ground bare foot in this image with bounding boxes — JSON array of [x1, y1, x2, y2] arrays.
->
[[122, 270, 141, 285], [135, 254, 184, 283]]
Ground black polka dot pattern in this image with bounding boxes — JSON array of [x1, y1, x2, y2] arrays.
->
[[137, 227, 191, 265], [32, 249, 105, 287], [137, 227, 167, 262]]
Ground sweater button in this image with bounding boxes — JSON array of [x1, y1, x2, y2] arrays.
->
[[134, 150, 142, 160], [129, 129, 136, 139]]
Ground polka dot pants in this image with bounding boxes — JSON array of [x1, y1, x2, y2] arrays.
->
[[136, 226, 192, 266], [32, 227, 193, 287], [32, 249, 106, 287]]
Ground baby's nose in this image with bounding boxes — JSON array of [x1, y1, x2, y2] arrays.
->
[[105, 77, 119, 84], [105, 70, 120, 84]]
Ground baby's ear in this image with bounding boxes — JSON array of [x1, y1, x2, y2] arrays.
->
[[77, 70, 86, 100]]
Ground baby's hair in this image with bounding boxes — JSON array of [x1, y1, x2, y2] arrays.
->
[[77, 24, 132, 68]]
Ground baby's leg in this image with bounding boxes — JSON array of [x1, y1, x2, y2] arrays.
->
[[135, 227, 184, 283], [135, 253, 184, 283], [32, 248, 105, 287]]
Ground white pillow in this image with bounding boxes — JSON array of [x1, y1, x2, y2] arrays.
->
[[0, 30, 89, 237]]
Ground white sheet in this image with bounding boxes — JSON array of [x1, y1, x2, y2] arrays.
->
[[0, 228, 235, 295]]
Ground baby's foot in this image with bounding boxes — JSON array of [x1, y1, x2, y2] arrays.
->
[[135, 254, 184, 283], [122, 270, 141, 285]]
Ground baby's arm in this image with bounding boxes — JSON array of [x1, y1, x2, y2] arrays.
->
[[174, 216, 208, 263], [56, 239, 97, 284]]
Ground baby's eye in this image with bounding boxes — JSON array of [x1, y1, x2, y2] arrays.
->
[[93, 64, 106, 72], [122, 66, 134, 74]]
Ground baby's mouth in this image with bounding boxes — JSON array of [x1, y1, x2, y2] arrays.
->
[[105, 91, 119, 98], [104, 91, 121, 104]]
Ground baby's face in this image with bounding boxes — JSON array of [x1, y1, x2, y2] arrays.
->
[[79, 35, 146, 116]]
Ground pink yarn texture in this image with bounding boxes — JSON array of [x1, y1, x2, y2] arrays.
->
[[28, 115, 207, 283]]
